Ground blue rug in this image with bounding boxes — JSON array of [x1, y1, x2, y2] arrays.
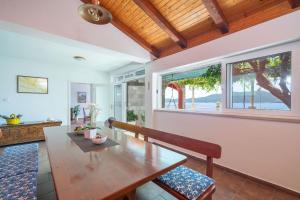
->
[[0, 143, 39, 200]]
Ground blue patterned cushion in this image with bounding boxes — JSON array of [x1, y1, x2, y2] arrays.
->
[[0, 172, 37, 200], [0, 143, 39, 179], [1, 143, 39, 156], [156, 166, 214, 200]]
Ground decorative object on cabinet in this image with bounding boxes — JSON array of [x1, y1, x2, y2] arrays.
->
[[0, 114, 23, 125]]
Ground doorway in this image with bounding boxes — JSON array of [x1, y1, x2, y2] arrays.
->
[[126, 78, 145, 125], [113, 78, 145, 125], [69, 82, 110, 125]]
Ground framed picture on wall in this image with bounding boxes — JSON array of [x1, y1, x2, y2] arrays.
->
[[77, 92, 87, 103], [17, 75, 48, 94]]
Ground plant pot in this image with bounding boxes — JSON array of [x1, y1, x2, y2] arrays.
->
[[84, 129, 97, 139], [6, 118, 21, 125]]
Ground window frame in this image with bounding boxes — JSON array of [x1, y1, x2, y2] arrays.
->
[[225, 51, 292, 111], [157, 62, 223, 112], [155, 40, 300, 118], [222, 43, 297, 117]]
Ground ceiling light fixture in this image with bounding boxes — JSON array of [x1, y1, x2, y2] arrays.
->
[[73, 56, 86, 61], [78, 0, 112, 25]]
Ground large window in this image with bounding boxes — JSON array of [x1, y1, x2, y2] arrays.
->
[[161, 64, 222, 111], [227, 51, 291, 111]]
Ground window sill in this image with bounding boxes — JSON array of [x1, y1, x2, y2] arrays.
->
[[154, 109, 300, 124]]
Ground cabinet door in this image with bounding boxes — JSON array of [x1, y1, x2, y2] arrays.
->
[[14, 127, 28, 143], [0, 128, 11, 146]]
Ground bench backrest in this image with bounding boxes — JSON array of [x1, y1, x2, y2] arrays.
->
[[108, 119, 221, 178]]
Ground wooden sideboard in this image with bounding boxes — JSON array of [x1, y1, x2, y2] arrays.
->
[[0, 121, 62, 147]]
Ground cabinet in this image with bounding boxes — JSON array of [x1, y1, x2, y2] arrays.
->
[[0, 121, 62, 146]]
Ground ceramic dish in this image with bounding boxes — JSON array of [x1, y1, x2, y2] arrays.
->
[[92, 135, 108, 145]]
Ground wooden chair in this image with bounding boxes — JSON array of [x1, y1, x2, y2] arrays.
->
[[108, 119, 222, 200], [83, 107, 91, 124]]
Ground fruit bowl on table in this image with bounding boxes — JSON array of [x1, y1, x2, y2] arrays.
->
[[92, 135, 107, 145], [74, 125, 100, 136]]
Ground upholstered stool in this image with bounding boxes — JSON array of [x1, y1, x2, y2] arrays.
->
[[155, 166, 215, 200]]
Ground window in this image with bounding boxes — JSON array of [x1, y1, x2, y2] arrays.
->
[[227, 51, 291, 111], [161, 64, 222, 111]]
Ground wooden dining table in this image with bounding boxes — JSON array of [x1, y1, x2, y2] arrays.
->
[[44, 123, 187, 200]]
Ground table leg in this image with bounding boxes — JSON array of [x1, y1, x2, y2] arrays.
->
[[126, 189, 136, 200]]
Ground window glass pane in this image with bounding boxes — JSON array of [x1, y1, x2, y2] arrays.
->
[[161, 64, 222, 111], [227, 51, 291, 110]]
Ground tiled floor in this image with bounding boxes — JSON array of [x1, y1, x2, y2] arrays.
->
[[37, 142, 300, 200]]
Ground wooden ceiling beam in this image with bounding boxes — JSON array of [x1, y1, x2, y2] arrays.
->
[[202, 0, 229, 34], [159, 1, 298, 58], [133, 0, 187, 49], [79, 0, 159, 58], [288, 0, 300, 8]]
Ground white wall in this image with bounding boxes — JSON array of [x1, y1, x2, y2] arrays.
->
[[146, 11, 300, 192], [94, 84, 111, 122], [71, 83, 91, 118], [0, 56, 109, 125]]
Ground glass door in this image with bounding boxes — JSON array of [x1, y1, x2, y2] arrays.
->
[[126, 78, 145, 125], [114, 84, 123, 121]]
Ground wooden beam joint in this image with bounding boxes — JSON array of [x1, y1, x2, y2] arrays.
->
[[202, 0, 229, 34], [79, 0, 159, 58], [133, 0, 187, 48], [288, 0, 300, 8]]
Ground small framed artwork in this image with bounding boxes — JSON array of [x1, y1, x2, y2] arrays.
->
[[77, 92, 87, 103], [17, 75, 48, 94]]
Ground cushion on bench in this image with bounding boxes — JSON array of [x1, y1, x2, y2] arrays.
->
[[0, 143, 38, 179], [0, 153, 38, 179], [0, 172, 37, 200], [1, 143, 39, 156], [156, 165, 214, 200], [0, 143, 39, 200]]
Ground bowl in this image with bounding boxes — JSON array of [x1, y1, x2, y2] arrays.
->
[[6, 118, 21, 125], [92, 135, 108, 145]]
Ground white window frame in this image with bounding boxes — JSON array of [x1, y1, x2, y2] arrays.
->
[[157, 62, 223, 112], [155, 40, 300, 118], [222, 41, 300, 117]]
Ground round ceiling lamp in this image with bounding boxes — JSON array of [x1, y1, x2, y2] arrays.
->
[[73, 56, 86, 61], [78, 2, 112, 25]]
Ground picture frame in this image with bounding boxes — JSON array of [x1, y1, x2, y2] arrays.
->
[[17, 75, 48, 94], [77, 92, 87, 103]]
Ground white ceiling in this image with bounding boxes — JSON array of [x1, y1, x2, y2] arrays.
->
[[0, 0, 151, 62], [0, 21, 146, 72]]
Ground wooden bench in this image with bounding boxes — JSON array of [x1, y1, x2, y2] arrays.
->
[[108, 119, 222, 200]]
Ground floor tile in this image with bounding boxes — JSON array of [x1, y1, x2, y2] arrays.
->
[[2, 142, 298, 200]]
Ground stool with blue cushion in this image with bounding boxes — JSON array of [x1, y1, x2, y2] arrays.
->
[[108, 119, 222, 200], [154, 166, 216, 200]]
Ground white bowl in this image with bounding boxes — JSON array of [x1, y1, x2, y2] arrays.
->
[[92, 136, 107, 145]]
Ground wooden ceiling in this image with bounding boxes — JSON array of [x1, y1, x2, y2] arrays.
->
[[81, 0, 300, 58]]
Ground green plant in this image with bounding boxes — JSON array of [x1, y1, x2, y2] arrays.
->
[[127, 110, 137, 122], [177, 64, 221, 92], [73, 105, 80, 117]]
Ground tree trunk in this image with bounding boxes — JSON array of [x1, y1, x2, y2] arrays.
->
[[191, 87, 195, 110], [249, 59, 291, 109]]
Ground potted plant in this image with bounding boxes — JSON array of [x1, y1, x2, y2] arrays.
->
[[73, 105, 80, 121], [0, 114, 23, 125], [88, 104, 101, 125]]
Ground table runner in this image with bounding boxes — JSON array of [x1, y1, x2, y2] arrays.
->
[[67, 132, 119, 152]]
